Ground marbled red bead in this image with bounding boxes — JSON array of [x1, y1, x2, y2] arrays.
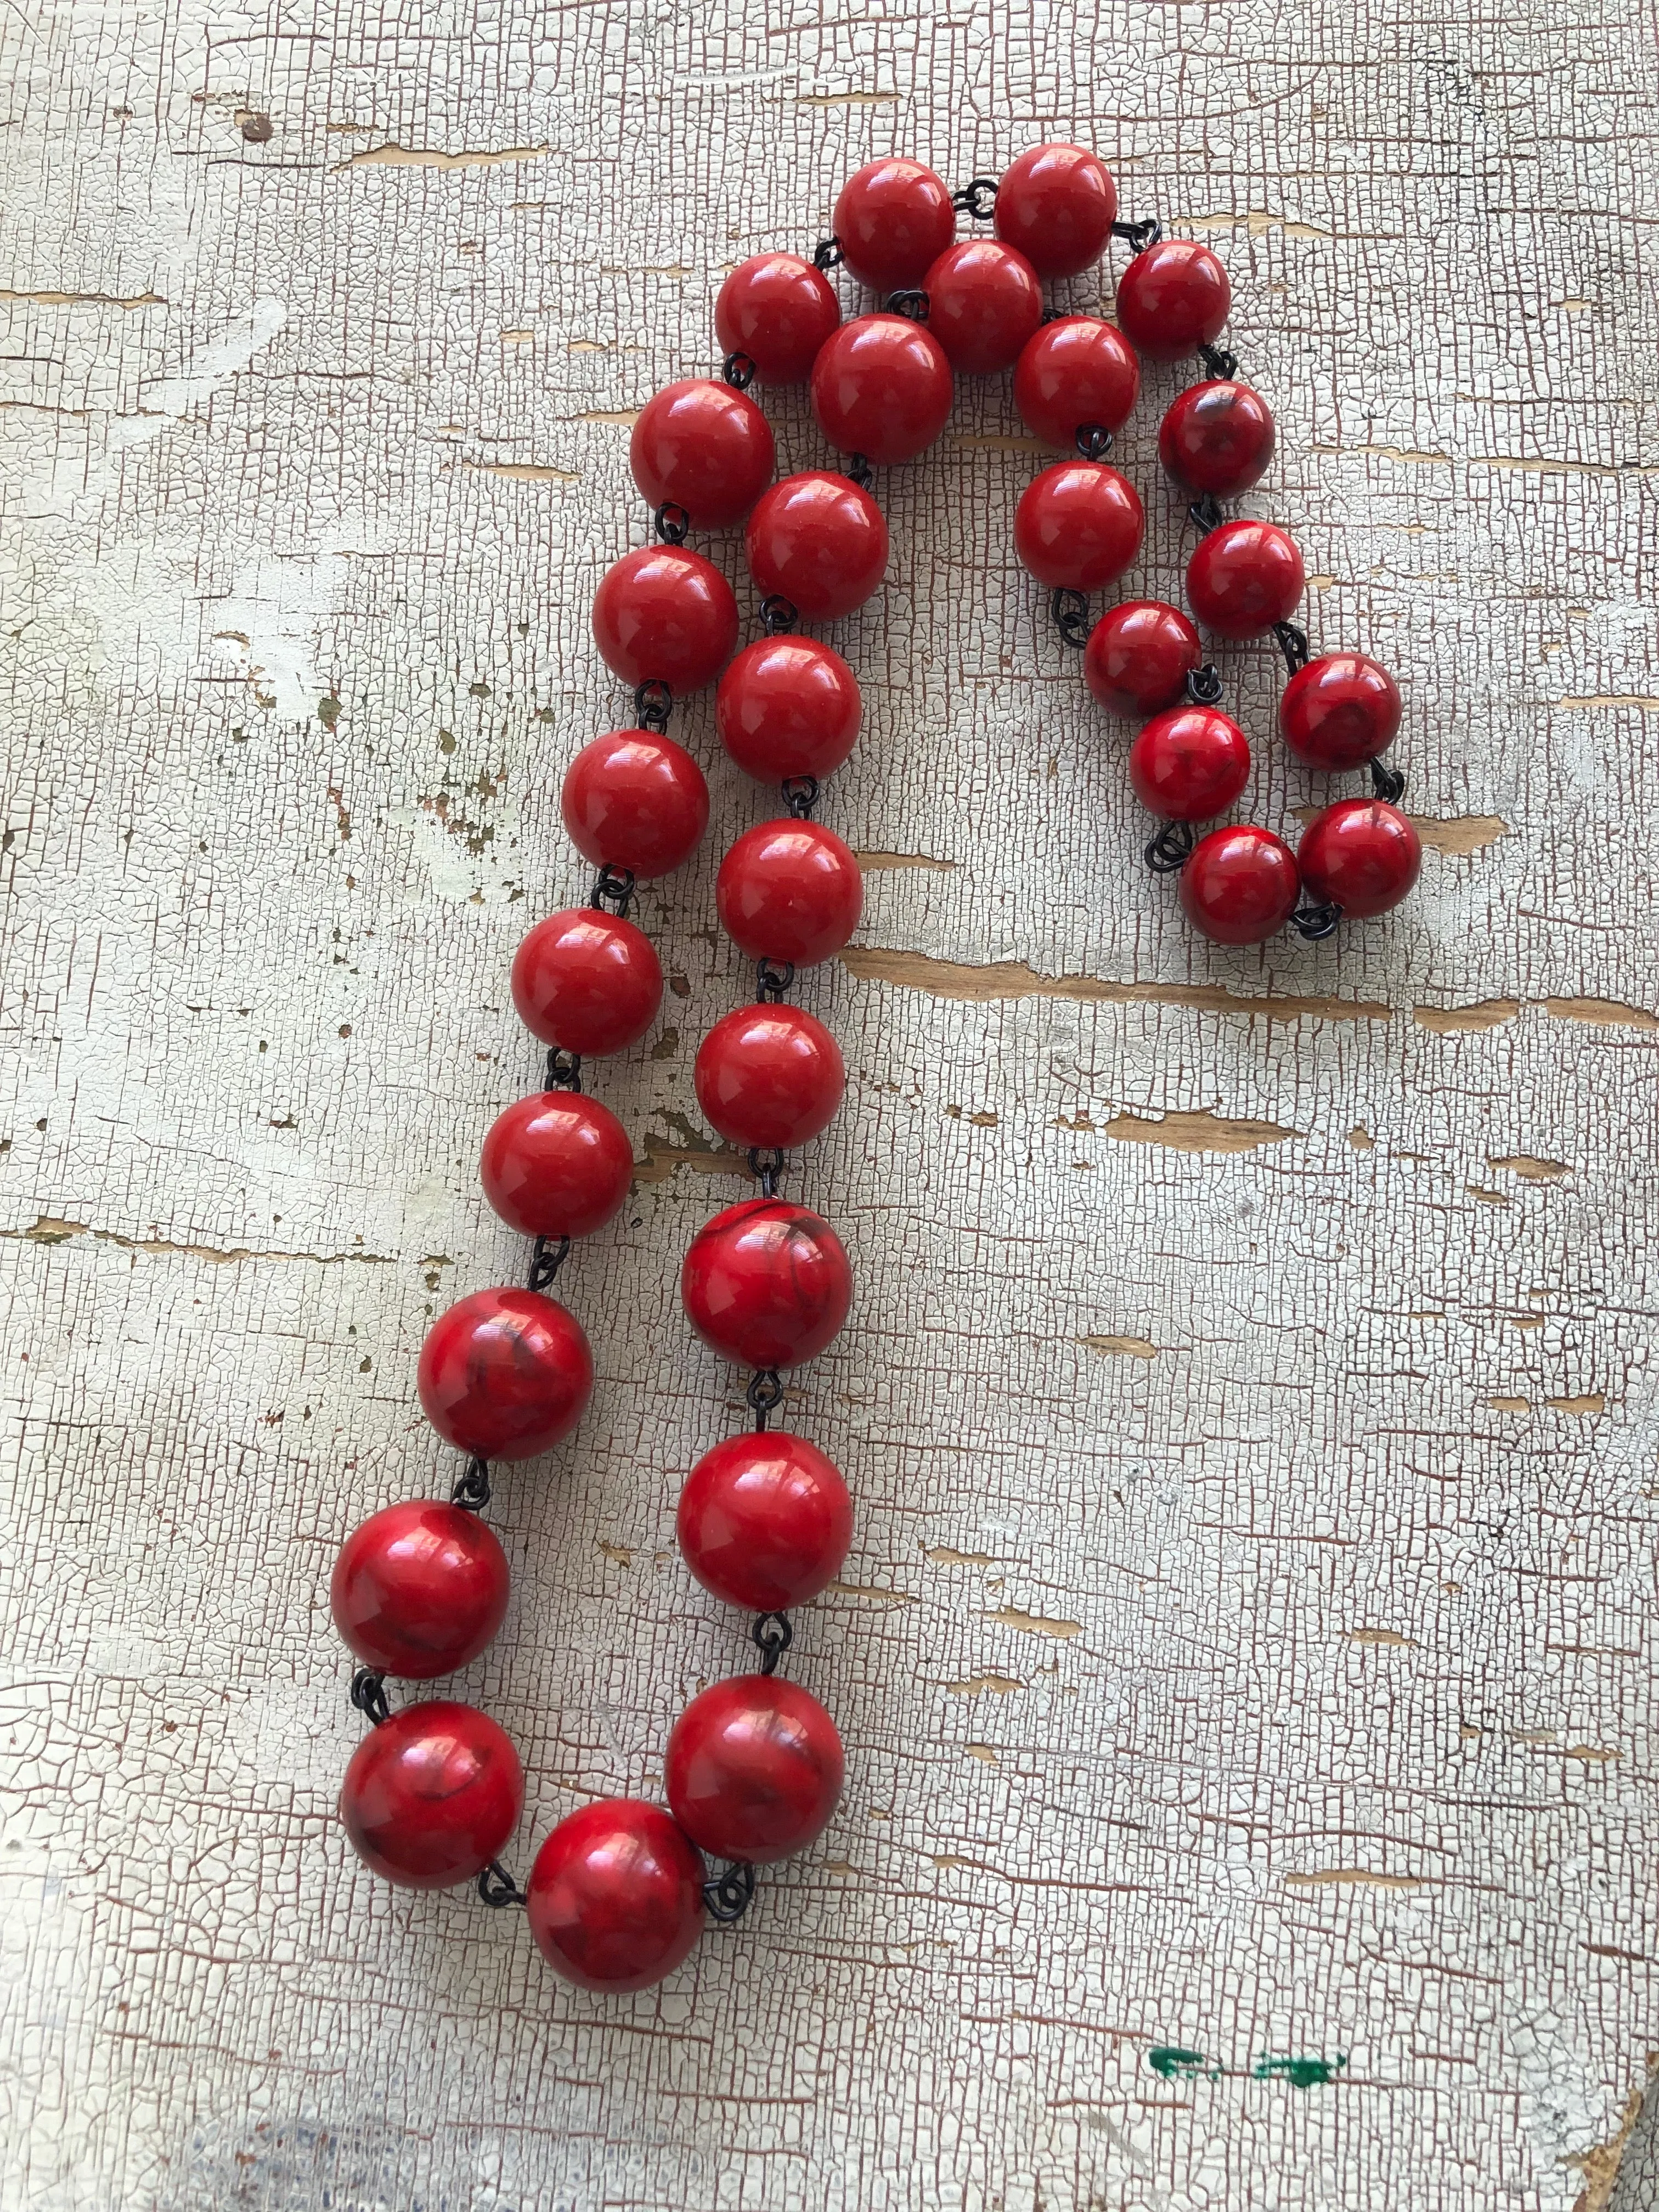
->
[[746, 471, 889, 621], [716, 821, 864, 967], [1186, 520, 1304, 641], [681, 1198, 853, 1369], [628, 378, 776, 529], [1279, 653, 1403, 771], [591, 546, 739, 692], [479, 1091, 634, 1240], [1013, 317, 1140, 449], [922, 239, 1042, 375], [1159, 381, 1276, 499], [811, 314, 954, 467], [715, 253, 841, 386], [331, 1502, 510, 1679], [417, 1288, 593, 1462], [715, 636, 862, 782], [1013, 461, 1144, 591], [1128, 707, 1251, 822], [1115, 239, 1232, 361], [510, 910, 662, 1057], [560, 730, 709, 878], [994, 143, 1117, 278], [665, 1674, 844, 1864], [678, 1430, 853, 1611], [340, 1700, 523, 1889], [1178, 826, 1301, 945], [832, 157, 955, 290], [1084, 601, 1203, 719], [526, 1799, 706, 1991], [1297, 798, 1421, 918], [695, 1003, 845, 1149]]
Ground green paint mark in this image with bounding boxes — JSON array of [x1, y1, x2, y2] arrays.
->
[[1251, 2052, 1348, 2089], [1148, 2047, 1220, 2082], [1147, 2047, 1347, 2089]]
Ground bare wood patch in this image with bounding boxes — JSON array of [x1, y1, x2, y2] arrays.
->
[[1346, 1627, 1417, 1647], [1081, 1334, 1159, 1360], [1413, 998, 1521, 1034], [985, 1606, 1082, 1640], [854, 851, 957, 871], [1488, 1155, 1569, 1180], [1545, 997, 1659, 1031], [1284, 1869, 1425, 1890], [331, 142, 550, 172], [1101, 1109, 1300, 1154], [840, 946, 1390, 1022]]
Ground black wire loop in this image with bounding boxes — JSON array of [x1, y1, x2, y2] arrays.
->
[[634, 679, 673, 733], [844, 452, 875, 492], [747, 1368, 785, 1429], [884, 289, 929, 323], [653, 501, 690, 545], [1051, 588, 1091, 649], [721, 351, 757, 391], [1187, 493, 1226, 535], [952, 177, 999, 220], [545, 1046, 583, 1091], [813, 236, 843, 270], [1111, 216, 1164, 252], [452, 1456, 492, 1512], [747, 1146, 785, 1199], [1272, 622, 1311, 676], [760, 594, 799, 636], [350, 1669, 390, 1726], [755, 957, 795, 1003], [702, 1859, 757, 1923], [1369, 756, 1407, 804], [1198, 340, 1240, 379], [1075, 423, 1113, 461], [528, 1235, 571, 1293], [590, 862, 637, 917], [1186, 664, 1224, 706], [1293, 899, 1344, 941], [782, 775, 820, 819], [1039, 305, 1071, 325], [1145, 819, 1197, 874], [752, 1611, 793, 1674], [477, 1860, 527, 1908]]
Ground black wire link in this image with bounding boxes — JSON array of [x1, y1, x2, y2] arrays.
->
[[1075, 423, 1113, 461], [884, 288, 929, 323], [755, 957, 795, 1003], [702, 1859, 757, 1923], [1272, 622, 1311, 676], [634, 679, 673, 733], [722, 351, 757, 391], [1039, 305, 1071, 325], [590, 862, 637, 917], [1186, 664, 1224, 706], [782, 775, 820, 819], [752, 1611, 793, 1673], [452, 1456, 492, 1512], [1187, 493, 1226, 535], [813, 236, 843, 270], [760, 594, 799, 636], [1293, 899, 1344, 941], [350, 1668, 390, 1726], [1198, 340, 1240, 379], [477, 1860, 527, 1908], [1145, 819, 1197, 874], [952, 177, 999, 220], [844, 452, 875, 492], [528, 1235, 571, 1293], [1051, 588, 1092, 648], [1111, 216, 1164, 252], [653, 501, 690, 545], [546, 1046, 583, 1091], [1369, 756, 1407, 805], [747, 1368, 785, 1430], [748, 1147, 785, 1199]]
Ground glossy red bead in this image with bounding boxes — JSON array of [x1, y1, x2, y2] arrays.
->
[[1159, 381, 1276, 499], [922, 239, 1042, 375], [1013, 462, 1144, 592], [331, 1502, 510, 1679], [1128, 707, 1251, 822], [681, 1198, 853, 1369], [1186, 520, 1304, 641], [1279, 653, 1403, 771], [715, 636, 862, 782], [1013, 318, 1140, 449], [1115, 239, 1232, 361], [832, 157, 955, 290], [560, 730, 708, 878], [811, 314, 953, 467], [1298, 798, 1421, 919], [591, 546, 739, 692], [746, 471, 889, 621], [994, 143, 1117, 278], [665, 1674, 844, 1864], [340, 1700, 523, 1889], [1178, 826, 1301, 945], [678, 1430, 853, 1611], [417, 1288, 593, 1461], [715, 253, 841, 386], [479, 1091, 634, 1240], [1084, 601, 1203, 719], [695, 1004, 845, 1149], [628, 379, 776, 529], [510, 910, 662, 1057], [527, 1799, 705, 1991], [716, 821, 864, 966]]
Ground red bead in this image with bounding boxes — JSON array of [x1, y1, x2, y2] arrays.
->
[[922, 239, 1042, 375], [811, 314, 953, 467], [510, 909, 662, 1057], [591, 546, 738, 692], [1186, 520, 1304, 641], [1013, 318, 1140, 449], [340, 1700, 522, 1889], [628, 379, 776, 529], [695, 1003, 845, 1149], [1159, 381, 1276, 499], [746, 471, 889, 621], [1013, 461, 1144, 592], [832, 157, 955, 290], [479, 1092, 634, 1240], [1178, 826, 1301, 945], [678, 1430, 853, 1611], [560, 730, 708, 878], [1297, 798, 1421, 919], [331, 1502, 510, 1679], [1115, 239, 1231, 361], [1084, 600, 1203, 719], [417, 1288, 592, 1461], [715, 636, 862, 782], [715, 253, 841, 386], [716, 821, 864, 966], [665, 1674, 844, 1863], [1279, 653, 1402, 771], [1128, 707, 1251, 822], [994, 144, 1117, 278], [681, 1198, 853, 1368], [527, 1799, 705, 1991]]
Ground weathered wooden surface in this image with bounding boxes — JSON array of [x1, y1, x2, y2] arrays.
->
[[3, 3, 1656, 2207]]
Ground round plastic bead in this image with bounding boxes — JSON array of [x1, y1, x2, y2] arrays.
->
[[1013, 461, 1144, 592], [1179, 826, 1301, 945], [1186, 520, 1305, 641], [994, 143, 1117, 278], [1013, 317, 1140, 449], [1159, 381, 1276, 500], [832, 157, 955, 290], [715, 253, 841, 385], [681, 1198, 853, 1369], [1128, 707, 1251, 823], [716, 821, 864, 967], [628, 379, 775, 529], [417, 1288, 593, 1462], [591, 546, 739, 692], [526, 1799, 705, 1990], [331, 1502, 510, 1680], [340, 1700, 523, 1889], [665, 1674, 844, 1864], [677, 1430, 853, 1611], [1115, 239, 1232, 361], [811, 314, 953, 467], [695, 1003, 846, 1149], [922, 238, 1042, 375], [1279, 653, 1403, 772], [1297, 798, 1421, 918], [510, 910, 662, 1057], [1084, 601, 1203, 719], [479, 1091, 634, 1242], [560, 730, 709, 879], [715, 636, 862, 782], [746, 471, 889, 621]]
